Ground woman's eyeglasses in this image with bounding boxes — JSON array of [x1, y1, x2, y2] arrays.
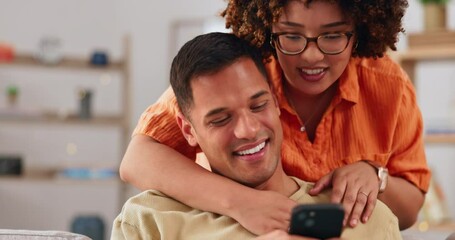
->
[[270, 31, 354, 55]]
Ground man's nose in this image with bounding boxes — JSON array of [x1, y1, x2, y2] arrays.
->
[[233, 112, 260, 139]]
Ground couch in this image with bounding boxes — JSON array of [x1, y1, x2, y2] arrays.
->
[[0, 229, 91, 240]]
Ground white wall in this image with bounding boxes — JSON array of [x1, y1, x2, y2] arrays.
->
[[127, 1, 226, 129]]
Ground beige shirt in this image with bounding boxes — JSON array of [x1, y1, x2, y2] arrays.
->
[[111, 178, 401, 240]]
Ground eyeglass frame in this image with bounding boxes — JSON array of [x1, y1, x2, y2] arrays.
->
[[270, 31, 355, 56]]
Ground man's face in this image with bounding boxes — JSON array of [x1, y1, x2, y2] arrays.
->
[[178, 58, 283, 188]]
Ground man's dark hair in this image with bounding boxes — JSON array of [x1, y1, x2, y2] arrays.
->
[[170, 32, 268, 118]]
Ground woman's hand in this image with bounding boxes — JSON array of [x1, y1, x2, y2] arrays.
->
[[232, 190, 297, 235], [308, 161, 379, 228], [255, 230, 341, 240]]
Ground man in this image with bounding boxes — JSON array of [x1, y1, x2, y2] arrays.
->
[[111, 32, 401, 240]]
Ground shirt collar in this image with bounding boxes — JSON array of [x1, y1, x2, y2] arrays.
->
[[265, 57, 294, 114], [337, 57, 360, 104]]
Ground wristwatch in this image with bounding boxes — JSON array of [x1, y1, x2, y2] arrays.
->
[[362, 160, 388, 193]]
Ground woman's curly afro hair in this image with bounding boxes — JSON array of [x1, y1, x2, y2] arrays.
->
[[221, 0, 408, 59]]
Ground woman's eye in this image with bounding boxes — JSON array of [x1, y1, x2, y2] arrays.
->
[[284, 34, 302, 41], [251, 101, 268, 112], [322, 34, 342, 40]]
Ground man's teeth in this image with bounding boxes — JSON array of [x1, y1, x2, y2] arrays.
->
[[301, 68, 324, 75], [237, 142, 266, 156]]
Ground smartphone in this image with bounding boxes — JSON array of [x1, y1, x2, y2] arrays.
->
[[289, 203, 344, 239]]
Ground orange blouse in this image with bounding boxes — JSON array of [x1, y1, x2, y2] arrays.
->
[[133, 56, 431, 192]]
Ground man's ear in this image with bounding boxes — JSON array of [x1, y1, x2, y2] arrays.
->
[[176, 112, 198, 147]]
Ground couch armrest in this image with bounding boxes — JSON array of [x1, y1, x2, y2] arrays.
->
[[0, 229, 91, 240]]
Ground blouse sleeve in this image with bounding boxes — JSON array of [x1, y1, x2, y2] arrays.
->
[[387, 74, 431, 193], [133, 86, 198, 160]]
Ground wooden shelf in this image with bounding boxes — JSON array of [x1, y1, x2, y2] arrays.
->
[[0, 114, 125, 126], [0, 36, 131, 233], [0, 54, 126, 72], [425, 133, 455, 144], [396, 33, 455, 145], [396, 31, 455, 84], [407, 30, 455, 50], [0, 174, 122, 185], [399, 47, 455, 62]]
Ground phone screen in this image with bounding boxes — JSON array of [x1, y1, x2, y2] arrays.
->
[[289, 203, 344, 239]]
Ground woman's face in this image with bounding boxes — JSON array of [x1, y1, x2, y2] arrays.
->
[[272, 0, 355, 96]]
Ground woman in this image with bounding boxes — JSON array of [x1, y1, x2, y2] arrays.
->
[[120, 0, 430, 234]]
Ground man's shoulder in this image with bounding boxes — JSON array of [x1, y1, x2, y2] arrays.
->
[[342, 200, 401, 240], [368, 200, 399, 225], [113, 190, 200, 237], [291, 177, 332, 204], [290, 177, 401, 239], [123, 190, 192, 214], [114, 190, 255, 239]]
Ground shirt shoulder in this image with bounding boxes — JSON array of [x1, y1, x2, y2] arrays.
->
[[113, 190, 255, 239], [132, 87, 198, 159], [291, 177, 332, 203], [119, 190, 193, 221], [341, 200, 402, 240], [341, 56, 416, 118], [112, 190, 181, 239], [355, 56, 412, 91], [290, 178, 401, 239]]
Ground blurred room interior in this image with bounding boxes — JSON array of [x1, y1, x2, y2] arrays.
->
[[0, 0, 454, 239]]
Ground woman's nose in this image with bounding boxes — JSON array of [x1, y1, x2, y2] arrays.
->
[[299, 42, 324, 64]]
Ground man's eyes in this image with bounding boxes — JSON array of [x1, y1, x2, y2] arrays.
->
[[208, 101, 269, 127], [251, 100, 268, 112], [209, 116, 230, 126]]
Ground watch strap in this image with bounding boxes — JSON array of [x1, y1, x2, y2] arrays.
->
[[362, 160, 388, 193]]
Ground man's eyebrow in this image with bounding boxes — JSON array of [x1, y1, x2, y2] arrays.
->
[[204, 90, 270, 118], [205, 107, 228, 119], [251, 90, 269, 100]]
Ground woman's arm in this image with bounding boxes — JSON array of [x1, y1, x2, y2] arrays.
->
[[119, 135, 297, 235], [378, 175, 424, 229]]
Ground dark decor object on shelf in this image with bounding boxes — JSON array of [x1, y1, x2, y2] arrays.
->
[[78, 89, 93, 119], [90, 51, 109, 66], [0, 155, 22, 175], [71, 215, 105, 240]]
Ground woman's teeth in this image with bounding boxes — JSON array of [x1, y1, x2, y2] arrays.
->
[[301, 68, 324, 75]]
